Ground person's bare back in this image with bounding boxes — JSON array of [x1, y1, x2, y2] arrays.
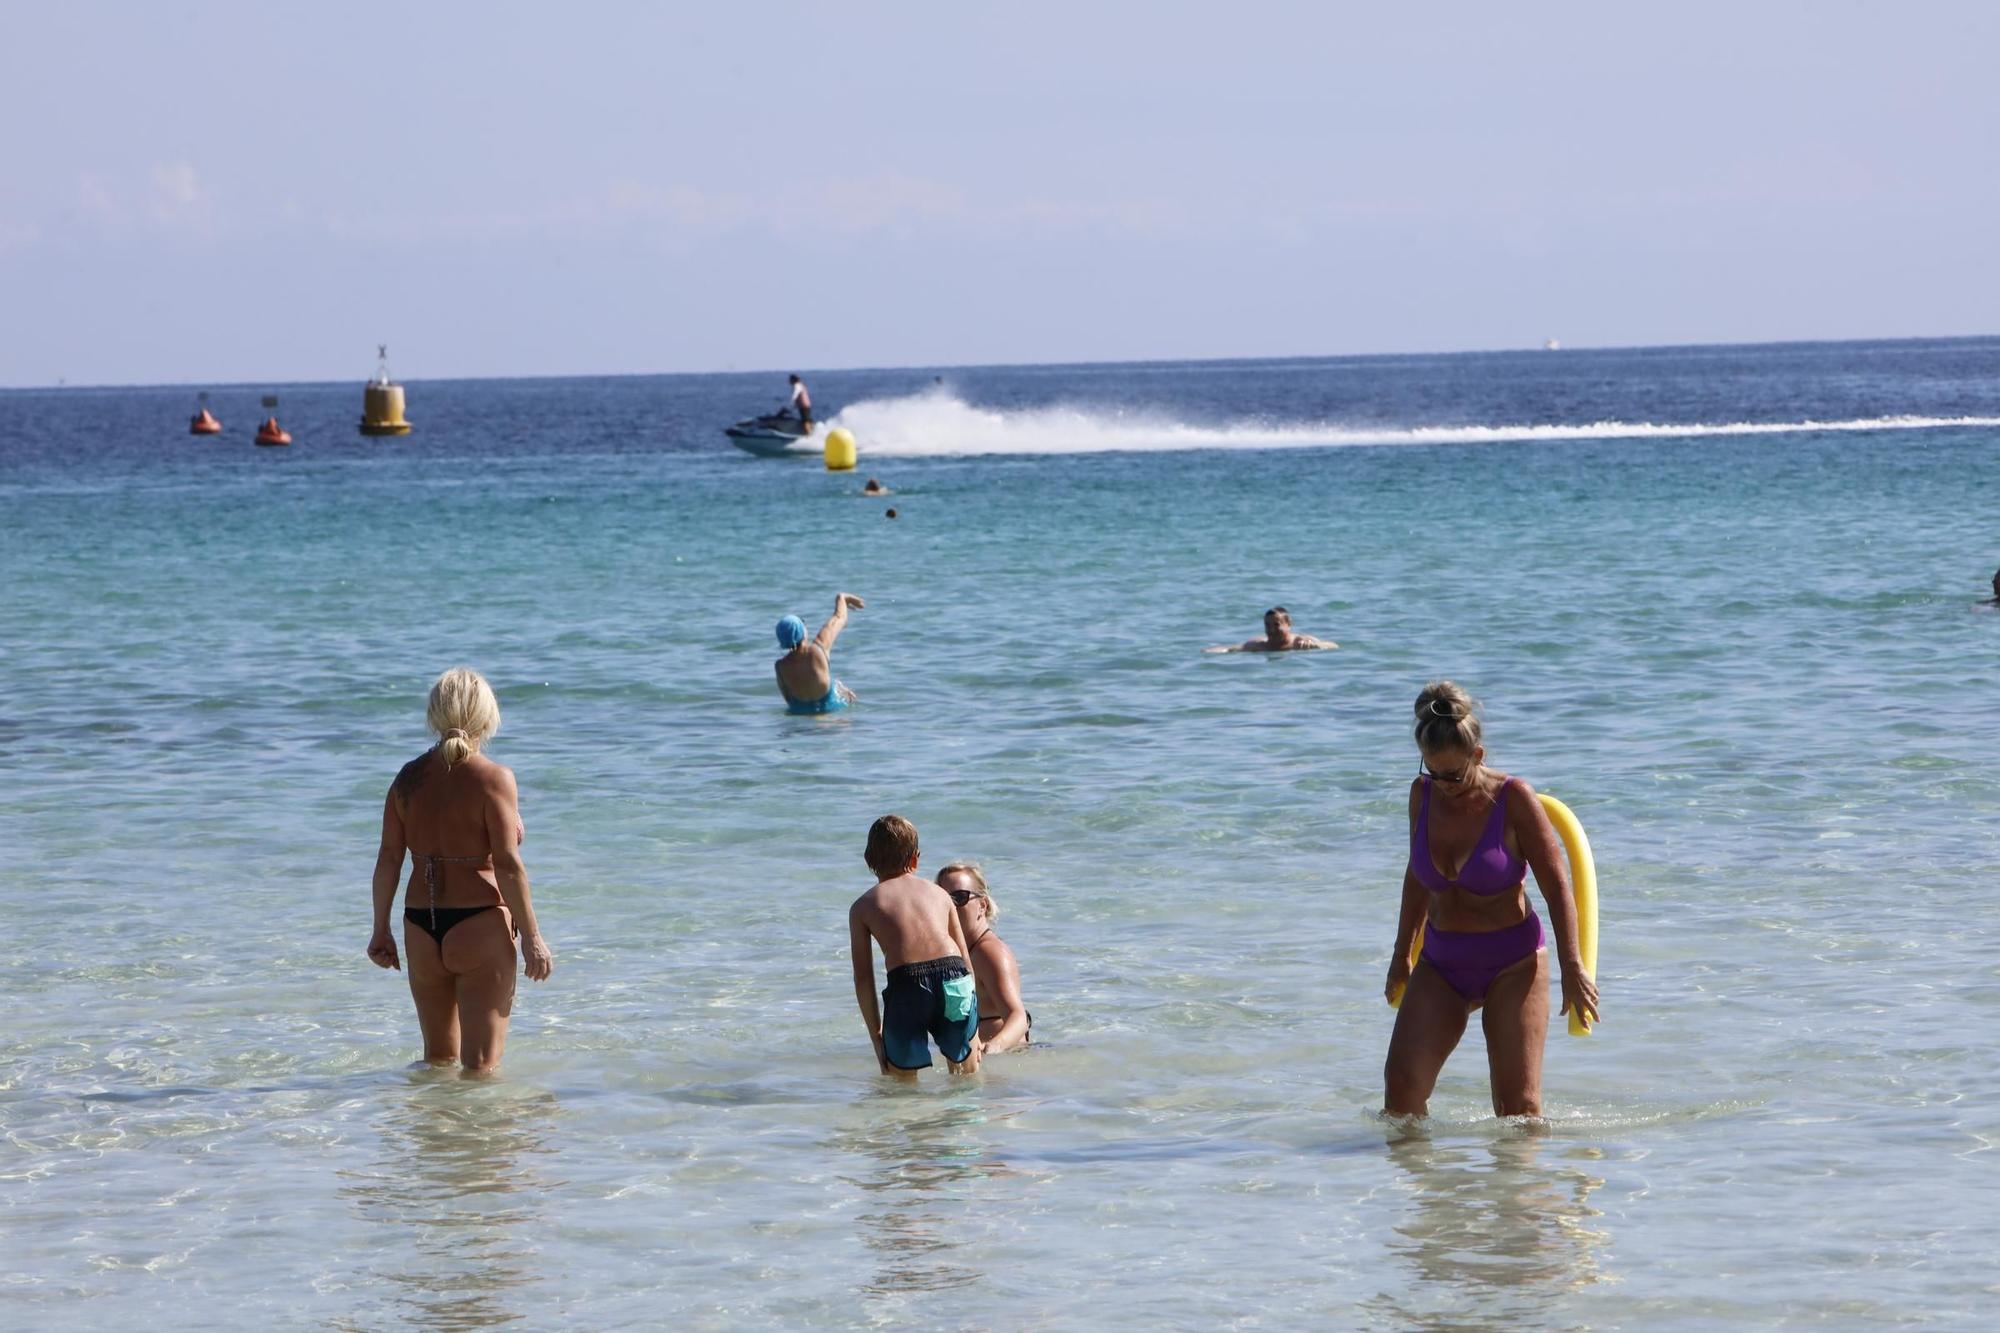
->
[[851, 871, 961, 970], [393, 752, 519, 906]]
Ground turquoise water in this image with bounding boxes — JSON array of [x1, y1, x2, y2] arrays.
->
[[4, 342, 1999, 1326]]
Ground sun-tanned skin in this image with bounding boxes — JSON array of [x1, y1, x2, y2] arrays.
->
[[1382, 743, 1599, 1118], [776, 592, 863, 706], [849, 855, 983, 1078], [942, 868, 1030, 1053], [368, 749, 553, 1074], [1205, 607, 1337, 653]]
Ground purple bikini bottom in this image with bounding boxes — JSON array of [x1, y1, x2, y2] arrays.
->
[[1421, 911, 1544, 1001]]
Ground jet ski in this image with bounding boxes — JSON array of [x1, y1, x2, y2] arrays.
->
[[725, 410, 819, 457]]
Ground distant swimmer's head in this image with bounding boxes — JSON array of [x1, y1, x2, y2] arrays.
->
[[862, 478, 884, 494], [776, 614, 808, 649], [866, 814, 920, 878], [428, 666, 500, 768], [939, 861, 998, 924], [1264, 606, 1292, 633], [885, 507, 898, 519], [789, 374, 802, 385], [1414, 680, 1484, 785]]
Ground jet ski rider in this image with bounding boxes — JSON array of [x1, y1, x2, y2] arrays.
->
[[789, 375, 813, 434]]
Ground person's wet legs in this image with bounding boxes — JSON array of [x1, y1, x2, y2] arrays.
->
[[1384, 962, 1468, 1116], [1481, 949, 1550, 1117]]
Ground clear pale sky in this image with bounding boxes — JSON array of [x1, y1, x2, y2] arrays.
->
[[4, 2, 1995, 387]]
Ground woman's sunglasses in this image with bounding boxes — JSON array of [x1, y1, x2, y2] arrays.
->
[[946, 888, 977, 906], [1419, 759, 1473, 785]]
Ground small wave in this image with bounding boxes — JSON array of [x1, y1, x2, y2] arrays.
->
[[828, 390, 2000, 458]]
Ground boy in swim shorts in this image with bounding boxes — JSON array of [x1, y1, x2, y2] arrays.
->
[[848, 815, 983, 1077]]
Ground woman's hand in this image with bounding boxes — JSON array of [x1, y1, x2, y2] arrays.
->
[[1560, 965, 1600, 1027], [838, 592, 865, 611], [521, 934, 555, 982], [1385, 953, 1411, 1005], [367, 929, 400, 971]]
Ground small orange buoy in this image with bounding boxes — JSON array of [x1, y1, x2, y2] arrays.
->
[[254, 417, 292, 447], [190, 408, 222, 435]]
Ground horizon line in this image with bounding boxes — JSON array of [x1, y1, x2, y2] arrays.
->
[[5, 329, 1996, 395]]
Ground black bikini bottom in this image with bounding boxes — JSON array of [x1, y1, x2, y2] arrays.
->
[[405, 905, 499, 947]]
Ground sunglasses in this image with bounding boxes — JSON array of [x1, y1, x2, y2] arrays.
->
[[946, 888, 978, 906], [1419, 759, 1473, 785]]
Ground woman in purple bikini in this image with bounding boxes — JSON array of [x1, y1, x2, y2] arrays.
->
[[1383, 681, 1599, 1118]]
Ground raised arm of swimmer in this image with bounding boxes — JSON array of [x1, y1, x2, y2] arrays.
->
[[1507, 779, 1598, 1028], [817, 592, 864, 651], [485, 767, 553, 981]]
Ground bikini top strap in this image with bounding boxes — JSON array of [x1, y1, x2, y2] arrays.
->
[[415, 851, 490, 865], [1482, 777, 1517, 842]]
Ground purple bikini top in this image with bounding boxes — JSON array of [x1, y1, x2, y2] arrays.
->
[[1411, 776, 1525, 895]]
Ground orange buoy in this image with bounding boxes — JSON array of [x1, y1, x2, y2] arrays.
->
[[254, 416, 292, 447], [190, 408, 222, 435]]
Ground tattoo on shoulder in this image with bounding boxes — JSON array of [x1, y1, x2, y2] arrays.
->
[[393, 755, 430, 799]]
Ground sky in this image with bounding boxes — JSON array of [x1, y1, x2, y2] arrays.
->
[[3, 2, 1997, 387]]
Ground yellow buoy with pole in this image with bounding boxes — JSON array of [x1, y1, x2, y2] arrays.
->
[[359, 344, 413, 437], [823, 426, 857, 471]]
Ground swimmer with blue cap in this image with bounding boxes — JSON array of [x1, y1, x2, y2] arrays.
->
[[775, 592, 864, 713]]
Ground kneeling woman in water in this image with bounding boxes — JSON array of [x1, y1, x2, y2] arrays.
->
[[367, 668, 554, 1073], [1384, 682, 1598, 1118], [938, 862, 1031, 1052]]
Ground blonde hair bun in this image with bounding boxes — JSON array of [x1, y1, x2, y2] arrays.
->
[[1413, 680, 1482, 753], [427, 668, 500, 767]]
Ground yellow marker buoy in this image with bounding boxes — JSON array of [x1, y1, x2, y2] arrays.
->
[[359, 344, 413, 437], [823, 426, 857, 471], [1389, 791, 1599, 1037]]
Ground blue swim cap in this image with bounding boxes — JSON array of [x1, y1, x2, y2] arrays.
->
[[776, 615, 807, 648]]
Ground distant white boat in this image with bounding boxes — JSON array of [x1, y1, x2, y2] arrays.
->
[[1544, 339, 1562, 351]]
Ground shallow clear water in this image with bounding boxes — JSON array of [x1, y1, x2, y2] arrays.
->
[[4, 340, 1999, 1327]]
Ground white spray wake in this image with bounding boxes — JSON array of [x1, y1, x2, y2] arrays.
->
[[828, 390, 2000, 458]]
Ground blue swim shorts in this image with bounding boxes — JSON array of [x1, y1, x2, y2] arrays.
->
[[881, 956, 978, 1070]]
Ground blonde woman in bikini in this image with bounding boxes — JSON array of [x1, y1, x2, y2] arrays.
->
[[938, 862, 1031, 1053], [367, 667, 554, 1073]]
